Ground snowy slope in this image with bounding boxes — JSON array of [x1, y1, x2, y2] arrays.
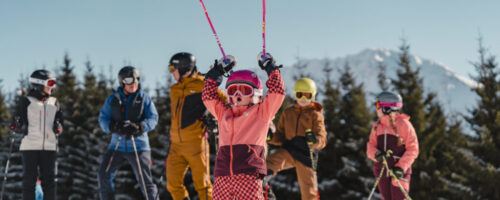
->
[[254, 48, 477, 115]]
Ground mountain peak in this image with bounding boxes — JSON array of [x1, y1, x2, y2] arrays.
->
[[267, 48, 477, 115]]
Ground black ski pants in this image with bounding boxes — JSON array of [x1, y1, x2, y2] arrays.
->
[[21, 150, 56, 200]]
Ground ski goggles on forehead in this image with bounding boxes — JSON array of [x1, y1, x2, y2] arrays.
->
[[295, 92, 313, 100], [227, 84, 254, 97], [122, 77, 139, 85], [29, 77, 57, 88], [376, 101, 403, 109]]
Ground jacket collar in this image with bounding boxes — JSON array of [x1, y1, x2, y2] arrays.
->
[[175, 72, 204, 86], [117, 85, 142, 99], [378, 113, 410, 126], [293, 101, 323, 112], [27, 89, 49, 101]]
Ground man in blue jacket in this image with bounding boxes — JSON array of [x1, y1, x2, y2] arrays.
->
[[98, 66, 159, 200]]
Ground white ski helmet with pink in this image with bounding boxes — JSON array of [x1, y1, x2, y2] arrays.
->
[[225, 70, 263, 104]]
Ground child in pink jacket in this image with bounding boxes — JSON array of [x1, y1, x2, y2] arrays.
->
[[367, 91, 419, 200], [202, 53, 285, 200]]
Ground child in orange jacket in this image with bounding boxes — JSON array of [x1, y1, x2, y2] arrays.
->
[[367, 91, 419, 200], [265, 78, 327, 200], [202, 53, 285, 200]]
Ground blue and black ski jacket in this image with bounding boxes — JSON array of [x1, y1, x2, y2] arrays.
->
[[99, 86, 158, 152]]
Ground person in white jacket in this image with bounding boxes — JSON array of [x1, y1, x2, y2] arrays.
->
[[10, 69, 63, 200]]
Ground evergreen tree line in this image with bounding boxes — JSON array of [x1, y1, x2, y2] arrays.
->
[[0, 37, 498, 199]]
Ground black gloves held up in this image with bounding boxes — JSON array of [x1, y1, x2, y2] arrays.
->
[[206, 55, 236, 85], [258, 52, 282, 75]]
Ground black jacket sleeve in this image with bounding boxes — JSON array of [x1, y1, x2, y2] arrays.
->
[[11, 97, 30, 134], [54, 99, 64, 131]]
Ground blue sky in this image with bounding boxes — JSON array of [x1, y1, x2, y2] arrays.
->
[[1, 0, 499, 92]]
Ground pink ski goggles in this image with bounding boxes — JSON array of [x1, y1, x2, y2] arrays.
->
[[227, 84, 254, 97], [376, 101, 403, 109]]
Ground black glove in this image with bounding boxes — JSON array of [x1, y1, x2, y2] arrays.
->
[[393, 167, 404, 179], [375, 151, 386, 163], [305, 129, 317, 145], [121, 121, 144, 138], [53, 120, 63, 135], [258, 53, 282, 75], [115, 121, 129, 136], [205, 118, 218, 135], [206, 56, 236, 85], [109, 121, 120, 133], [10, 116, 23, 133], [267, 129, 273, 142]]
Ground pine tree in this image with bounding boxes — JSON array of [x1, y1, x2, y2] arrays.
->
[[292, 55, 311, 81], [377, 61, 390, 91], [149, 76, 173, 199], [1, 75, 29, 199], [318, 62, 374, 199], [0, 80, 9, 136], [52, 53, 83, 199], [388, 39, 471, 199], [464, 36, 500, 199]]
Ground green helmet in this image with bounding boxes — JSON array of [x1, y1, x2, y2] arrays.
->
[[294, 78, 317, 100]]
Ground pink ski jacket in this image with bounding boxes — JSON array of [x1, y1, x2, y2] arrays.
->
[[366, 114, 419, 172], [202, 69, 285, 177]]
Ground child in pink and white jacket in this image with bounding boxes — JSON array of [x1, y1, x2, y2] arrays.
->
[[202, 53, 285, 200]]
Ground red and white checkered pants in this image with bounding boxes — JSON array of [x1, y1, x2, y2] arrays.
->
[[213, 173, 264, 200]]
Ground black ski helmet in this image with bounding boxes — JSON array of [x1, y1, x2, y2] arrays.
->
[[375, 91, 403, 115], [118, 66, 140, 88], [29, 69, 56, 91], [169, 52, 196, 76]]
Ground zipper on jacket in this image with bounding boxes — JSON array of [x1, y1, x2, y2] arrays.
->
[[384, 128, 387, 152], [39, 111, 42, 132], [42, 98, 46, 151], [295, 111, 302, 137], [230, 111, 235, 176]]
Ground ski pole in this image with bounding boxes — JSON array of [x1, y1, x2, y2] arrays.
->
[[261, 0, 266, 60], [204, 130, 210, 200], [367, 166, 385, 200], [381, 152, 412, 200], [368, 150, 393, 200], [105, 136, 122, 173], [198, 0, 227, 61], [305, 129, 319, 200], [55, 134, 59, 199], [131, 136, 149, 200], [0, 132, 16, 200]]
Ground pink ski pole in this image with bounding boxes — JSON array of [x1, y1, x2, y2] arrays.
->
[[262, 0, 267, 60], [199, 0, 227, 61]]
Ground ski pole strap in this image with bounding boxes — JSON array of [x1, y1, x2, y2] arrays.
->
[[199, 0, 227, 60]]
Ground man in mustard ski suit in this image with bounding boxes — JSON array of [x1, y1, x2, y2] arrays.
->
[[167, 52, 227, 200]]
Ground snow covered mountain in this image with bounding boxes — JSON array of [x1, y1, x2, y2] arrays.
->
[[259, 48, 477, 115]]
